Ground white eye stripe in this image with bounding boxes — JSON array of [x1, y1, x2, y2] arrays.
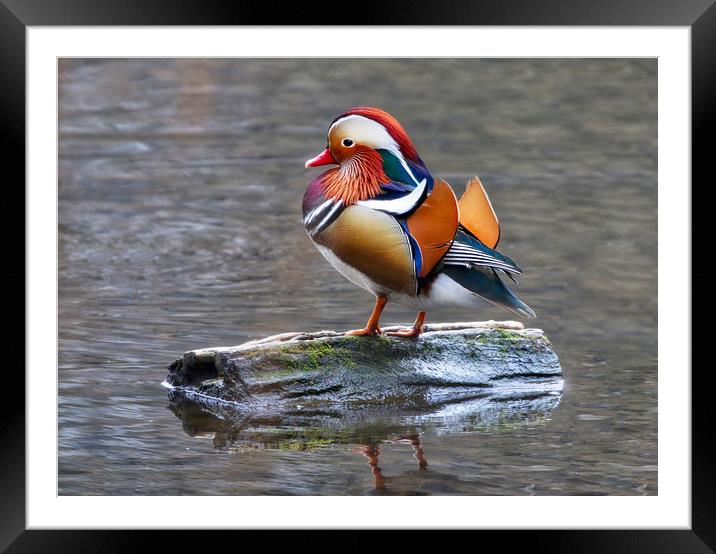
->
[[329, 115, 398, 151]]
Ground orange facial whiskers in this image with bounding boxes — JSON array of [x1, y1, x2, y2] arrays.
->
[[321, 147, 389, 205]]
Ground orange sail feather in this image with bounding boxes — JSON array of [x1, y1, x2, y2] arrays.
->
[[458, 176, 500, 248]]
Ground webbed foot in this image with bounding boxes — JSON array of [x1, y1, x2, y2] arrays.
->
[[385, 311, 426, 339]]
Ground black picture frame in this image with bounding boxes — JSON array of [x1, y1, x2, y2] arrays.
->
[[5, 0, 709, 550]]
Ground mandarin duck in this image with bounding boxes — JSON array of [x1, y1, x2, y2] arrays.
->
[[303, 107, 535, 338]]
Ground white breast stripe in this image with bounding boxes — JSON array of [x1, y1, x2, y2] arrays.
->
[[311, 199, 343, 236], [356, 178, 427, 216], [304, 199, 333, 225]]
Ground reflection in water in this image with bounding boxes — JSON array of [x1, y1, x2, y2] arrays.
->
[[362, 437, 429, 492], [405, 435, 429, 470], [168, 388, 561, 492], [360, 444, 386, 491], [58, 58, 657, 495]]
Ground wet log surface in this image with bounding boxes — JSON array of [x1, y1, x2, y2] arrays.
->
[[165, 321, 563, 416]]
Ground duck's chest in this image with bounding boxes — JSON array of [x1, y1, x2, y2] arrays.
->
[[306, 204, 417, 297]]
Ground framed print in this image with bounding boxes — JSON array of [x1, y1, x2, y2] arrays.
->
[[6, 0, 710, 550]]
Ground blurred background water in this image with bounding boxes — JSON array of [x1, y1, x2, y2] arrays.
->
[[58, 58, 657, 495]]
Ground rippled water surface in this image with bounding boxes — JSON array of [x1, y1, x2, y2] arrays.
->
[[58, 58, 657, 495]]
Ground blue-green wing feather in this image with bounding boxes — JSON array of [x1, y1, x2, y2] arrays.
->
[[441, 264, 536, 318], [438, 229, 535, 318]]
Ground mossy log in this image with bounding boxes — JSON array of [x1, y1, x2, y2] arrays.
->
[[164, 321, 563, 417]]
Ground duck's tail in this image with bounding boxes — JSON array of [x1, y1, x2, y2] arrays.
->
[[437, 224, 536, 319], [441, 263, 536, 319]]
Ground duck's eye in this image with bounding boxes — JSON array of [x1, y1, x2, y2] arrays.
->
[[342, 138, 354, 147]]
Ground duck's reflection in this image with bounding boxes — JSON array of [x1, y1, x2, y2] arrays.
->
[[359, 434, 428, 491], [407, 435, 428, 470], [359, 444, 386, 490], [167, 388, 562, 492]]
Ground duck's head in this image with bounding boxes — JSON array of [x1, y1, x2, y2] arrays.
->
[[306, 107, 422, 169], [305, 107, 427, 204]]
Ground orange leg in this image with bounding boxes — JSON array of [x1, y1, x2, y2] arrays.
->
[[386, 311, 426, 339], [345, 296, 387, 336], [360, 444, 386, 490], [408, 435, 428, 470]]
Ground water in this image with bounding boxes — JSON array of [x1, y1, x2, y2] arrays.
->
[[58, 58, 657, 495]]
